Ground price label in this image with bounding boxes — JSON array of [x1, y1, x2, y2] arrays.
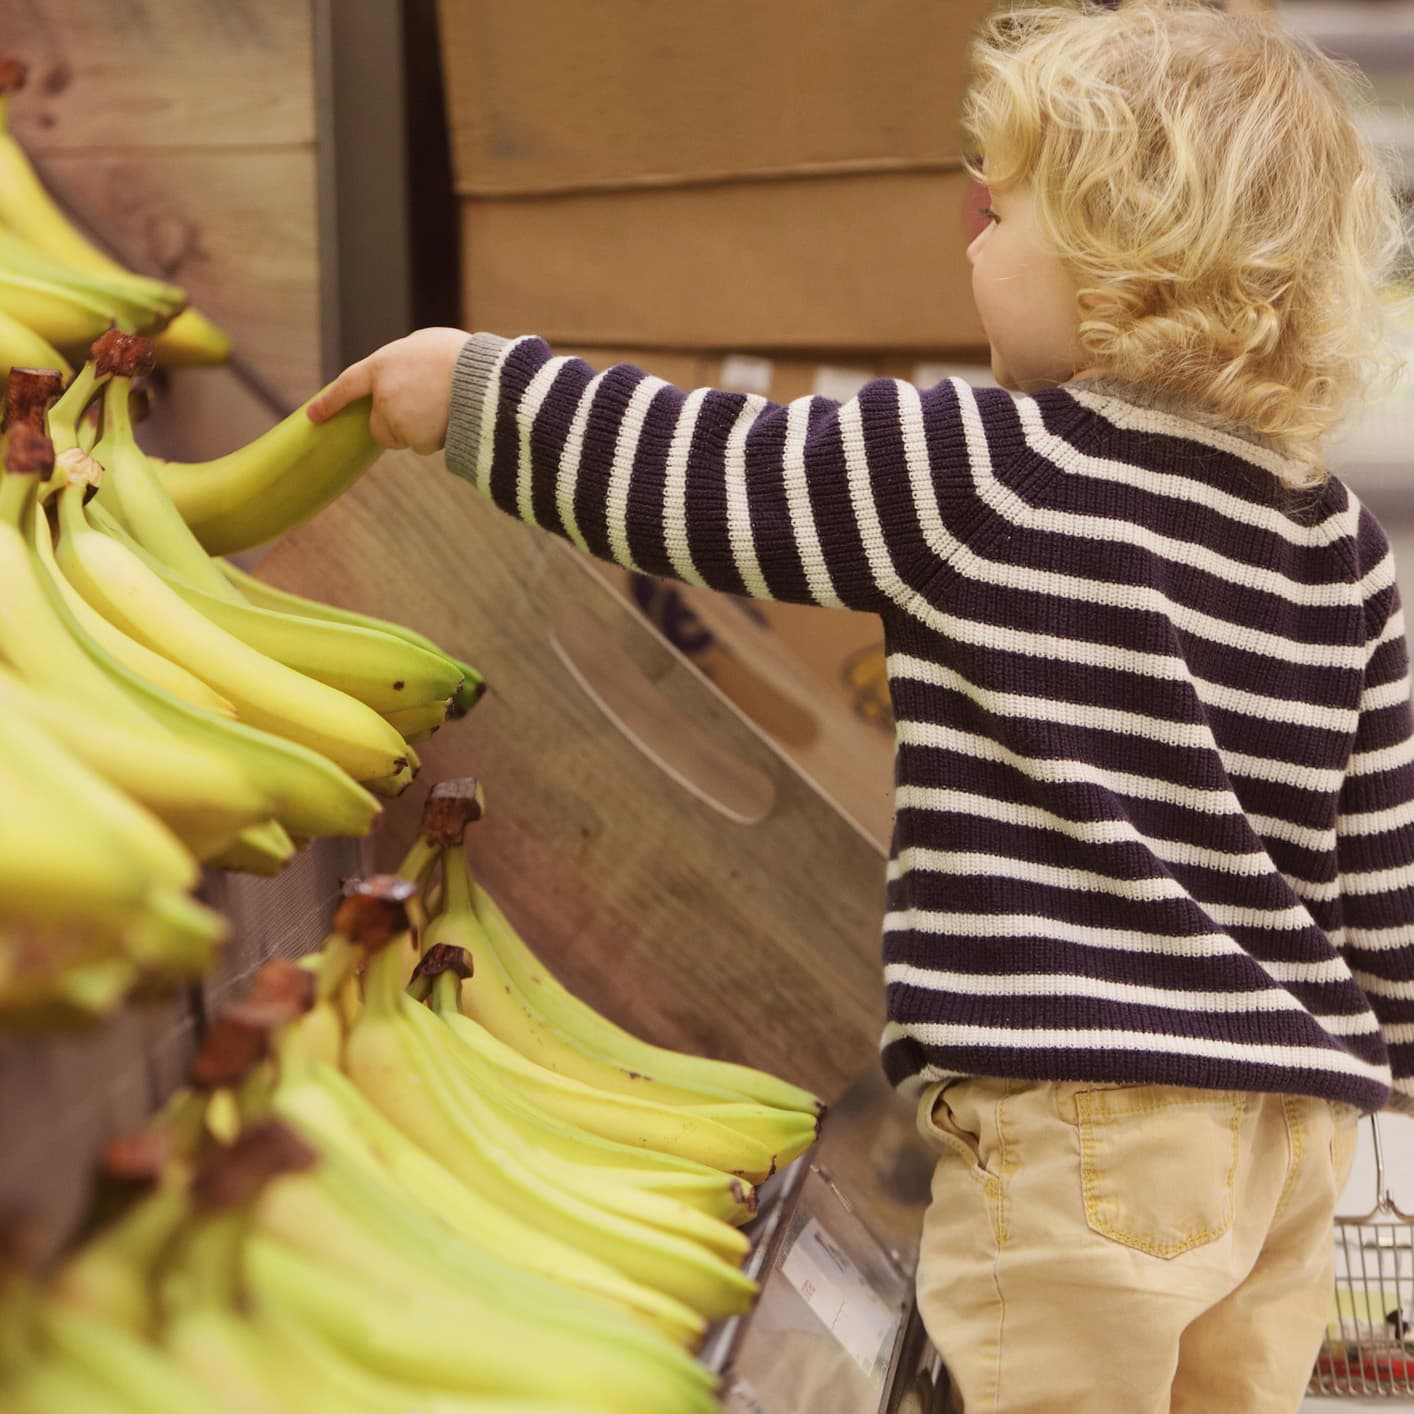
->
[[781, 1216, 900, 1375]]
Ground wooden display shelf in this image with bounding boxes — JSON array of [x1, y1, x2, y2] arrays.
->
[[258, 450, 890, 1105]]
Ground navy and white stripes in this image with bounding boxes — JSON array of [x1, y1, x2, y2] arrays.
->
[[447, 332, 1414, 1116]]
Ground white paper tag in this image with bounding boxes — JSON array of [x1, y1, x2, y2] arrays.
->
[[720, 354, 775, 396], [811, 365, 877, 402], [781, 1216, 899, 1375]]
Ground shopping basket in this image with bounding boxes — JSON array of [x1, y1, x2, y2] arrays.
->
[[1309, 1114, 1414, 1398]]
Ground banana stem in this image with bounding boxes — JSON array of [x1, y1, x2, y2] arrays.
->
[[396, 834, 440, 892], [440, 843, 474, 916], [0, 468, 35, 525], [428, 968, 461, 1016], [46, 361, 107, 457]]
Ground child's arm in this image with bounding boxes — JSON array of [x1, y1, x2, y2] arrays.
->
[[310, 328, 1007, 616], [1336, 540, 1414, 1116]]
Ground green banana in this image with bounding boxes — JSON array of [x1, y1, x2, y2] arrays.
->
[[151, 396, 382, 554]]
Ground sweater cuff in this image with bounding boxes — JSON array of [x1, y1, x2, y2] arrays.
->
[[445, 332, 511, 484]]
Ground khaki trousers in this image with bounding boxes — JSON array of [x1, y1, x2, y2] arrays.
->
[[915, 1077, 1362, 1413]]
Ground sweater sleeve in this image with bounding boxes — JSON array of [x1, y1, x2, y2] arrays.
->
[[1336, 537, 1414, 1116], [442, 332, 1015, 615]]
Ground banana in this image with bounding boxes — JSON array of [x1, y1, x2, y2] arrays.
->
[[3, 1353, 143, 1414], [220, 560, 486, 716], [33, 1302, 227, 1414], [204, 821, 297, 876], [151, 395, 382, 554], [0, 752, 223, 978], [244, 1237, 719, 1414], [473, 873, 824, 1119], [87, 369, 239, 600], [88, 500, 465, 713], [268, 1020, 707, 1347], [381, 697, 452, 741], [30, 500, 239, 717], [0, 682, 195, 894], [414, 935, 761, 1215], [421, 965, 767, 1201], [0, 230, 180, 344], [0, 665, 268, 862], [0, 306, 70, 385], [0, 69, 231, 366], [402, 969, 752, 1256], [16, 476, 382, 840], [53, 475, 412, 782], [0, 926, 137, 1026], [343, 908, 756, 1320], [0, 464, 164, 732]]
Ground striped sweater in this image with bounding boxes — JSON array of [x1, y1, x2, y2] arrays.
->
[[446, 332, 1414, 1117]]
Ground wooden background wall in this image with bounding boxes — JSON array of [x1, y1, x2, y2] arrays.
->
[[0, 0, 328, 1261], [1, 0, 323, 452]]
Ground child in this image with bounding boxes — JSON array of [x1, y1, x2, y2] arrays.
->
[[309, 1, 1412, 1406]]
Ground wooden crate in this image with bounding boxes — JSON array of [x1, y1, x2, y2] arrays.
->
[[258, 451, 890, 1104]]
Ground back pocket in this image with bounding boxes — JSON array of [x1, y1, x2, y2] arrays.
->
[[1073, 1084, 1244, 1259]]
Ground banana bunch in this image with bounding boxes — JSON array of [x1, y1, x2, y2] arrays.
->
[[2, 1098, 715, 1412], [0, 53, 231, 370], [0, 783, 825, 1407], [0, 337, 484, 1023]]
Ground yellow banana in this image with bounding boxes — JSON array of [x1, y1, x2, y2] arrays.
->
[[204, 821, 297, 876], [343, 905, 756, 1321], [380, 697, 451, 741], [87, 501, 464, 713], [423, 970, 768, 1198], [244, 1234, 719, 1413], [30, 501, 239, 717], [0, 70, 229, 364], [404, 967, 752, 1252], [151, 396, 382, 554], [53, 477, 412, 783], [220, 560, 486, 716], [268, 1015, 706, 1347], [473, 873, 824, 1119], [88, 367, 240, 599], [0, 306, 70, 385], [0, 665, 267, 862], [31, 1301, 228, 1414]]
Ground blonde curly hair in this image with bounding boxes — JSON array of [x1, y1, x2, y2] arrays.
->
[[962, 0, 1409, 486]]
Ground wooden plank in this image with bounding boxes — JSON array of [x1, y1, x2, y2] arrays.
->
[[3, 0, 315, 151], [258, 453, 890, 1106], [39, 149, 322, 399], [0, 993, 198, 1266]]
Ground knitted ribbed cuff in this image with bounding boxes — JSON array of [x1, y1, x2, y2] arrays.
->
[[444, 332, 511, 484]]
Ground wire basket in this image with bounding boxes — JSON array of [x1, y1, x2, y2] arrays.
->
[[1309, 1115, 1414, 1398]]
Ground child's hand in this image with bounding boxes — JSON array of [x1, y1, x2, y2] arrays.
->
[[306, 326, 469, 453]]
